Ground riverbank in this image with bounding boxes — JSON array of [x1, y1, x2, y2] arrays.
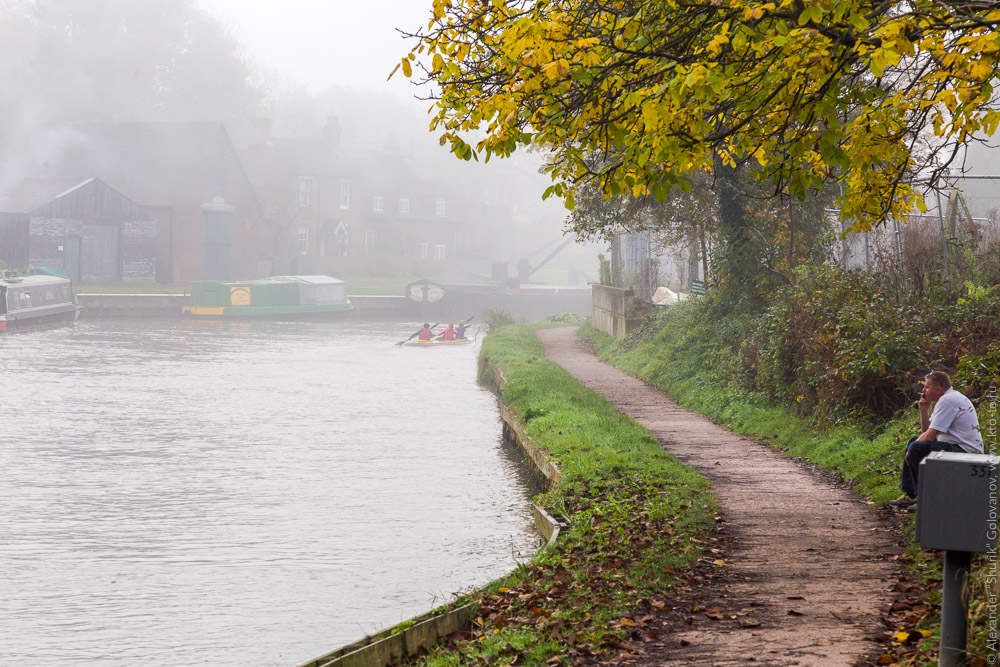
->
[[394, 323, 719, 665], [581, 309, 996, 664]]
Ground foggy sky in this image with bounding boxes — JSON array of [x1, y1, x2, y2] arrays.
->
[[197, 0, 430, 98]]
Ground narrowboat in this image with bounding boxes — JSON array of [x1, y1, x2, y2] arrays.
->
[[0, 268, 82, 331], [181, 275, 353, 319]]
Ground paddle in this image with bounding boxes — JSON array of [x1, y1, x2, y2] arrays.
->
[[396, 323, 439, 346]]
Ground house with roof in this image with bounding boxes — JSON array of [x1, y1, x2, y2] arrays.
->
[[241, 116, 506, 276], [3, 121, 267, 282], [0, 177, 156, 281]]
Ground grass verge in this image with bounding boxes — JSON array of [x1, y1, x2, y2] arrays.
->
[[580, 321, 996, 665], [410, 323, 718, 665]]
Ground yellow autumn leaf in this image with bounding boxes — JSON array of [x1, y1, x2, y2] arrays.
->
[[400, 58, 412, 78]]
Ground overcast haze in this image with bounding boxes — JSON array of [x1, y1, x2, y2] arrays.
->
[[198, 0, 430, 98]]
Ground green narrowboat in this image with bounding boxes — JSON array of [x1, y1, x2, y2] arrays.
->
[[181, 275, 352, 319]]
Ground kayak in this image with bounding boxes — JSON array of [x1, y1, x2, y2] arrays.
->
[[402, 337, 475, 347]]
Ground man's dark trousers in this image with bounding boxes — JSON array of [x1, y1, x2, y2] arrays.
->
[[900, 436, 966, 498]]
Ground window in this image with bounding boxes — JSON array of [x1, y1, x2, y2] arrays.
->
[[339, 180, 351, 209], [334, 222, 349, 257], [399, 196, 410, 214], [299, 177, 312, 208], [365, 230, 377, 250], [435, 197, 446, 216], [434, 244, 446, 261], [373, 193, 384, 212], [298, 227, 309, 255], [419, 242, 428, 259]]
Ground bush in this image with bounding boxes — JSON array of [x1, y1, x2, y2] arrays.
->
[[619, 266, 1000, 426]]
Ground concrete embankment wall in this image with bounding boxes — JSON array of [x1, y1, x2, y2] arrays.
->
[[75, 293, 408, 318], [76, 291, 594, 321], [297, 356, 565, 667], [591, 284, 643, 339]]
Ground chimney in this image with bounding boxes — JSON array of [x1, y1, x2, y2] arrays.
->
[[251, 116, 273, 145]]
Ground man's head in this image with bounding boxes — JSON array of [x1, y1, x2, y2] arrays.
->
[[923, 370, 952, 400], [423, 322, 430, 329]]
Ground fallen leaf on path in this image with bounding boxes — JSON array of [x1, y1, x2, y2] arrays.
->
[[713, 559, 727, 566], [878, 653, 895, 664], [893, 630, 931, 644], [831, 611, 854, 620], [787, 609, 804, 616]]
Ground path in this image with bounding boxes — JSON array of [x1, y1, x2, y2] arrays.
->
[[537, 327, 902, 666]]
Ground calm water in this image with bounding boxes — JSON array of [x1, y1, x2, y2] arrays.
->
[[0, 319, 537, 666]]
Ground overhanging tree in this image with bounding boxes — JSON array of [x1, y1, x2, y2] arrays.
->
[[399, 0, 1000, 232]]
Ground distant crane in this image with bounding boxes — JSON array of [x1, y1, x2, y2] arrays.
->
[[514, 237, 574, 285]]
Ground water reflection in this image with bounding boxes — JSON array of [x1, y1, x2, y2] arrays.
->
[[0, 320, 537, 666]]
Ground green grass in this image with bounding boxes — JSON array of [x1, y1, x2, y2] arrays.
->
[[410, 323, 718, 665]]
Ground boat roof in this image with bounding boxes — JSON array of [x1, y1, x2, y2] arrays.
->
[[194, 275, 345, 287], [268, 275, 345, 285], [0, 273, 71, 288]]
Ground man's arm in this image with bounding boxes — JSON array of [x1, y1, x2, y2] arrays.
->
[[919, 393, 932, 432], [918, 427, 940, 442]]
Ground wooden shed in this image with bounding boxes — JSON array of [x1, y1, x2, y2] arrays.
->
[[0, 177, 157, 281]]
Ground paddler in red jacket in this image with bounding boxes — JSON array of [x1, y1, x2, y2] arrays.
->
[[417, 323, 434, 341], [438, 323, 457, 341]]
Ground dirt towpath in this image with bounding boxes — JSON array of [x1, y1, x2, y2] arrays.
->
[[536, 327, 902, 666]]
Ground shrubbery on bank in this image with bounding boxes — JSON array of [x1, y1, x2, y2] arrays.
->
[[581, 266, 999, 663], [410, 324, 717, 665]]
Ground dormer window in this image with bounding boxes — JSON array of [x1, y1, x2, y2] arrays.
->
[[435, 197, 446, 216], [399, 196, 410, 214], [373, 193, 384, 212]]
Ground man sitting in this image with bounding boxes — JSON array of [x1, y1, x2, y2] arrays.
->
[[889, 370, 983, 508]]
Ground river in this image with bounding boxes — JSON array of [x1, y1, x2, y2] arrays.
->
[[0, 319, 538, 666]]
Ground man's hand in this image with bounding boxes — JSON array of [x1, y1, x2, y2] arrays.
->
[[918, 388, 932, 412]]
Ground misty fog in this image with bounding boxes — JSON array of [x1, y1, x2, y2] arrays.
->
[[0, 0, 601, 285]]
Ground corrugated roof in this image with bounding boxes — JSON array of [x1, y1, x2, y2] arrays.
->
[[0, 176, 93, 213]]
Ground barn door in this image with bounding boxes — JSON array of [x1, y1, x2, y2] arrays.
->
[[81, 224, 119, 280], [64, 235, 82, 281]]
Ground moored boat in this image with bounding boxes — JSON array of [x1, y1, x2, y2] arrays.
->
[[0, 268, 82, 331], [181, 275, 352, 319]]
